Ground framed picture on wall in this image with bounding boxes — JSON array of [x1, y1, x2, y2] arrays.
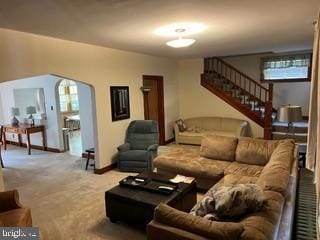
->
[[110, 86, 130, 121]]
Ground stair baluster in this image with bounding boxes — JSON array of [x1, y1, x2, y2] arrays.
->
[[202, 57, 276, 139]]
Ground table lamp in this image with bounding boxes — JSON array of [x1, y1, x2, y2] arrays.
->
[[11, 107, 20, 126], [278, 105, 302, 135], [26, 106, 37, 126]]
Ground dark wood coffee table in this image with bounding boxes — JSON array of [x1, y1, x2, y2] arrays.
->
[[105, 172, 196, 226]]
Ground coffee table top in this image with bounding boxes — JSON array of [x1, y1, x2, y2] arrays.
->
[[106, 172, 196, 207]]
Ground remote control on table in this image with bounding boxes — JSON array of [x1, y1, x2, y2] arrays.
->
[[158, 186, 174, 191]]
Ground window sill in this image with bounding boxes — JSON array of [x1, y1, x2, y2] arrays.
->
[[261, 78, 310, 83]]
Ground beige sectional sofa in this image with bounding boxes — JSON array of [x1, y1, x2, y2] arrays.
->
[[148, 135, 298, 240], [174, 117, 249, 145]]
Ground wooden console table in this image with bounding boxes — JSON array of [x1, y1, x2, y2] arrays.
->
[[3, 124, 47, 155]]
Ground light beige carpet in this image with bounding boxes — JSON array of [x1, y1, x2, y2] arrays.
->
[[2, 146, 144, 240], [2, 144, 200, 240]]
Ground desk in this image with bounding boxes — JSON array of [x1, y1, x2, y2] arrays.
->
[[3, 124, 46, 155]]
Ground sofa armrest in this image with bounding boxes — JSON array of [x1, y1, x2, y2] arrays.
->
[[154, 204, 243, 240], [174, 123, 180, 144], [147, 220, 209, 240], [0, 190, 23, 212], [147, 144, 158, 152], [117, 143, 131, 152], [236, 121, 249, 137]]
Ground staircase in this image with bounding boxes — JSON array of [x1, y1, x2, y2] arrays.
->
[[201, 57, 276, 139]]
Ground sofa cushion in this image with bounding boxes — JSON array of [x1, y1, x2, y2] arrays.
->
[[0, 208, 32, 227], [216, 174, 259, 188], [154, 149, 229, 180], [225, 162, 264, 177], [239, 190, 284, 240], [154, 204, 244, 240], [256, 140, 294, 195], [236, 138, 280, 166], [200, 135, 238, 161], [179, 130, 236, 138]]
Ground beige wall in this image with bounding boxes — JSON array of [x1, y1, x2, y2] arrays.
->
[[0, 28, 180, 169], [222, 53, 311, 115], [177, 59, 264, 138]]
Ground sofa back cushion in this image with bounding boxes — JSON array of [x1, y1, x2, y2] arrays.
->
[[154, 204, 244, 240], [200, 117, 222, 130], [235, 138, 279, 166], [256, 139, 294, 195], [184, 117, 247, 132], [200, 135, 238, 161], [184, 118, 204, 130]]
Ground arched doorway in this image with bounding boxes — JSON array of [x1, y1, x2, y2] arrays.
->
[[55, 77, 98, 166], [57, 79, 82, 156], [0, 74, 99, 170]]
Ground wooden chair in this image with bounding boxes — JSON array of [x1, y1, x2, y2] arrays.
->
[[0, 126, 4, 168]]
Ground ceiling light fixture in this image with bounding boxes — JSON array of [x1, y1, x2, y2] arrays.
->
[[166, 29, 196, 48], [154, 22, 206, 37]]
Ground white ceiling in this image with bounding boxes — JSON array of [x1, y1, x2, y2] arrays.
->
[[0, 0, 319, 58]]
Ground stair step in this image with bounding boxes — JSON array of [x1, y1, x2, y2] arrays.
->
[[248, 100, 259, 108], [256, 111, 277, 121], [222, 83, 233, 91], [273, 126, 308, 133], [272, 121, 308, 133], [224, 91, 235, 97], [253, 106, 265, 112], [230, 89, 241, 97], [242, 104, 253, 110], [239, 95, 251, 104], [272, 121, 308, 128], [272, 132, 308, 142]]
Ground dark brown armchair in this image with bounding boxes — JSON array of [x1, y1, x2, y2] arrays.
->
[[0, 190, 32, 227]]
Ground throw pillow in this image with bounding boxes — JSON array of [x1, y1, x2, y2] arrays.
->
[[191, 184, 266, 221], [176, 119, 187, 132]]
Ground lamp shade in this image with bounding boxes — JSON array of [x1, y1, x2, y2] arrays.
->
[[11, 107, 20, 116], [278, 105, 302, 122], [26, 106, 37, 115]]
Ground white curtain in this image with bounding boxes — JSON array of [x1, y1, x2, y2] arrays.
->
[[306, 14, 320, 239]]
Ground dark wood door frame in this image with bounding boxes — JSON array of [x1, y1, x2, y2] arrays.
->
[[142, 75, 165, 145]]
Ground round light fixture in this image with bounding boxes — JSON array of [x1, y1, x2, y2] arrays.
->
[[166, 38, 196, 48], [154, 22, 206, 37], [165, 29, 196, 48]]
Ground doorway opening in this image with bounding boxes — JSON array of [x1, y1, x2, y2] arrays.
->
[[57, 79, 82, 156], [142, 75, 165, 145], [0, 74, 99, 170], [55, 78, 97, 164]]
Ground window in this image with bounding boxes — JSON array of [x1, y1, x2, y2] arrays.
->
[[261, 53, 311, 82], [58, 79, 79, 112]]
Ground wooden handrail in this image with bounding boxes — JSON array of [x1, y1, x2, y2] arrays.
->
[[205, 57, 269, 91], [202, 57, 276, 139]]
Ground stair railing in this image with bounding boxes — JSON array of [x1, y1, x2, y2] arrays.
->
[[204, 57, 274, 139]]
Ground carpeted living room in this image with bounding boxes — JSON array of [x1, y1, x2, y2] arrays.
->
[[0, 1, 320, 240]]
